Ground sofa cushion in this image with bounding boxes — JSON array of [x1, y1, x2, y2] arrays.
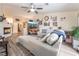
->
[[46, 33, 59, 45], [41, 33, 50, 42]]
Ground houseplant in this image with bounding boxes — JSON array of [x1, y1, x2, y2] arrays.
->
[[71, 27, 79, 49]]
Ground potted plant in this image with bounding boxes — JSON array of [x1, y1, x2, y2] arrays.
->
[[71, 27, 79, 49]]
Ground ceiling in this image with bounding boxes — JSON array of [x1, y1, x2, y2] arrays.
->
[[13, 3, 79, 12], [0, 3, 79, 17]]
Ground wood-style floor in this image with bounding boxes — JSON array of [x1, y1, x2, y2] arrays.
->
[[1, 33, 79, 56], [7, 33, 34, 56]]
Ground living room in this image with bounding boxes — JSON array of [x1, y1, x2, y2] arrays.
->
[[0, 3, 79, 56]]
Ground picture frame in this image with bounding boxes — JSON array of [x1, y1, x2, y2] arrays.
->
[[53, 22, 57, 26], [53, 16, 57, 21], [51, 16, 57, 21], [44, 16, 49, 21], [44, 22, 50, 26], [51, 16, 58, 26]]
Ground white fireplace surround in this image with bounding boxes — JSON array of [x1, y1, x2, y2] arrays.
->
[[0, 20, 12, 38]]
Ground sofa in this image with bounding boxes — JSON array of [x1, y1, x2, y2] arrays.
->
[[16, 34, 63, 56]]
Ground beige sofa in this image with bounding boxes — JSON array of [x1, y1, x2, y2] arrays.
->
[[16, 35, 63, 56]]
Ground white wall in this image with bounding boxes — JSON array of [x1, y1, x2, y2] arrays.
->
[[0, 6, 79, 32], [15, 11, 78, 31], [13, 22, 18, 33], [36, 11, 78, 31], [0, 22, 3, 35]]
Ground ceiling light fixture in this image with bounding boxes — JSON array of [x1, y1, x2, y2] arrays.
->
[[30, 8, 35, 12], [30, 5, 35, 12]]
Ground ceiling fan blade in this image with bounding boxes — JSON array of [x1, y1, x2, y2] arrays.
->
[[27, 10, 31, 13], [35, 11, 38, 14], [45, 3, 48, 5], [21, 6, 29, 8], [36, 8, 43, 10], [21, 7, 28, 11], [30, 3, 33, 5]]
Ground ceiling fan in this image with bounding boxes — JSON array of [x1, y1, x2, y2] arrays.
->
[[21, 3, 47, 14]]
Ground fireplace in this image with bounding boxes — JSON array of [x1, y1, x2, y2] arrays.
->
[[4, 27, 11, 34]]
